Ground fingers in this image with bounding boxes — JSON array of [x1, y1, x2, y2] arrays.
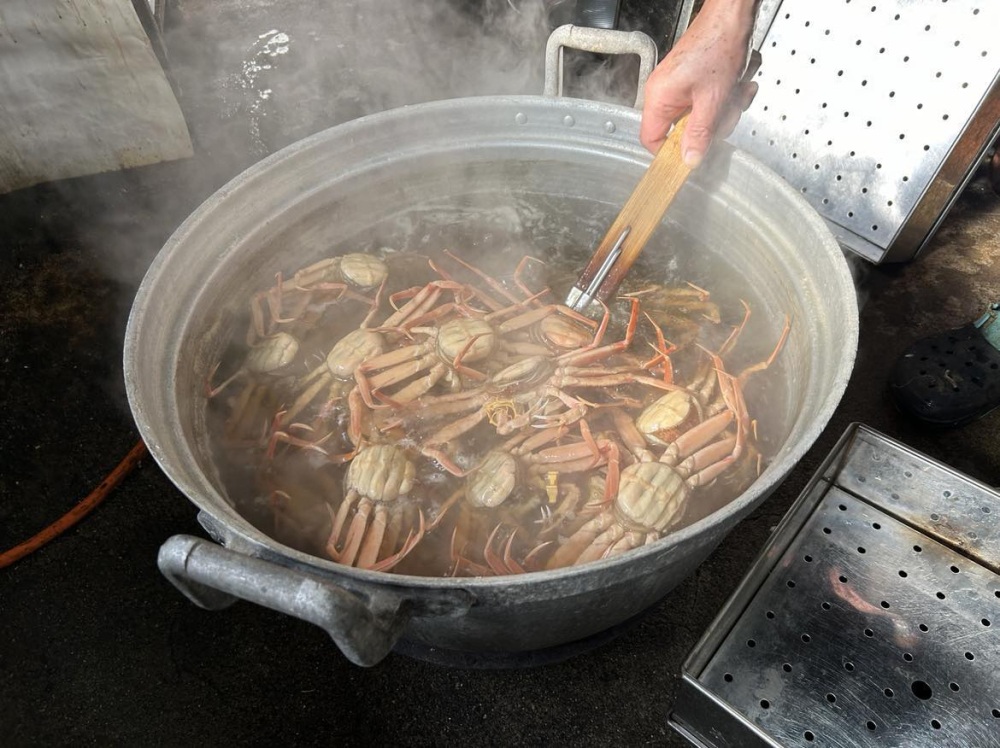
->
[[736, 80, 759, 112], [680, 90, 727, 168], [717, 82, 759, 140], [639, 95, 688, 154], [682, 79, 760, 162]]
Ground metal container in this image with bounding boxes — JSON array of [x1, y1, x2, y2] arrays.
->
[[124, 29, 858, 666], [670, 424, 1000, 746]]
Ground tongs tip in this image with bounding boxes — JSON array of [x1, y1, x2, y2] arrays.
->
[[565, 225, 632, 312]]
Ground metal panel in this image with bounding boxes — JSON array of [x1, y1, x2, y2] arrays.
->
[[729, 0, 1000, 263], [0, 0, 192, 194], [671, 424, 1000, 747]]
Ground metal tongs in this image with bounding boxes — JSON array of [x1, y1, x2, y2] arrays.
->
[[566, 50, 763, 312]]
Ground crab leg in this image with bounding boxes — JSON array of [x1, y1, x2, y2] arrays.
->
[[718, 299, 752, 358], [356, 504, 390, 569], [547, 512, 618, 569], [422, 413, 488, 474], [682, 436, 740, 487], [326, 492, 359, 560], [360, 276, 388, 329], [484, 525, 524, 575], [642, 312, 678, 384], [284, 369, 333, 421], [659, 410, 735, 466], [737, 315, 791, 385], [512, 255, 552, 303], [608, 407, 655, 463], [370, 513, 426, 572], [443, 249, 524, 307], [496, 303, 597, 336], [602, 530, 648, 560], [381, 280, 466, 328], [336, 498, 375, 567], [429, 259, 507, 312], [558, 297, 639, 366]]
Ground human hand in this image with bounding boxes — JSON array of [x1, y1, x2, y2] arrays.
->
[[640, 0, 759, 166]]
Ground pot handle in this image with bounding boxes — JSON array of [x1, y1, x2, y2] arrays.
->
[[543, 24, 658, 109], [158, 535, 428, 667]]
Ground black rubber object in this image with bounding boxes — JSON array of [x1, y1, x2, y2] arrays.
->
[[888, 322, 1000, 428]]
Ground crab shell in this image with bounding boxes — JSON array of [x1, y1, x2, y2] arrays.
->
[[466, 450, 519, 508], [326, 329, 385, 379], [338, 253, 388, 290], [615, 461, 691, 534], [244, 332, 299, 373], [435, 318, 497, 362], [634, 390, 697, 447], [345, 444, 416, 503]]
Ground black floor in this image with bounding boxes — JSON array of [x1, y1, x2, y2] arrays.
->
[[2, 2, 999, 745]]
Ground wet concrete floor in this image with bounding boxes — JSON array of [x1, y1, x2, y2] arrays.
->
[[2, 1, 999, 745]]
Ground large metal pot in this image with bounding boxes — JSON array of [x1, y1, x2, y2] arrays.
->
[[125, 30, 858, 667]]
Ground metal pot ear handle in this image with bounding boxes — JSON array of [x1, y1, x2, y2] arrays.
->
[[543, 25, 658, 109], [158, 535, 432, 666]]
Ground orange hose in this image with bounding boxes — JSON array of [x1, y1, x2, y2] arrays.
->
[[0, 439, 148, 570]]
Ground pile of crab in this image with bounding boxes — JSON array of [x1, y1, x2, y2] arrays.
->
[[206, 248, 790, 577]]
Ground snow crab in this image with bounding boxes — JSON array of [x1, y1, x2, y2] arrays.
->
[[324, 443, 426, 571]]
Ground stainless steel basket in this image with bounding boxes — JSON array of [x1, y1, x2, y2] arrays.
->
[[669, 423, 1000, 747]]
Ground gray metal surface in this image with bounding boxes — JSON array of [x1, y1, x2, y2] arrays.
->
[[671, 424, 1000, 747], [0, 0, 192, 194], [730, 0, 1000, 263], [124, 31, 857, 660], [158, 534, 472, 666]]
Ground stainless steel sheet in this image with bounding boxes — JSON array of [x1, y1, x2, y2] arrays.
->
[[670, 424, 1000, 747], [0, 0, 192, 193], [730, 0, 1000, 263]]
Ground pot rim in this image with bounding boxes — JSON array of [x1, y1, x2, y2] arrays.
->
[[126, 94, 859, 590]]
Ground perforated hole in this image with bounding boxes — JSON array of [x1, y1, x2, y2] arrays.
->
[[912, 680, 933, 699]]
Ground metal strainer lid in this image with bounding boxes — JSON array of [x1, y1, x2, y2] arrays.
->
[[728, 0, 1000, 263], [669, 424, 1000, 747]]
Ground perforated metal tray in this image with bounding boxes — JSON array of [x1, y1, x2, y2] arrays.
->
[[728, 0, 1000, 263], [669, 424, 1000, 747]]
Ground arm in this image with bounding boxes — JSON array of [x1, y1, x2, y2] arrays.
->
[[640, 0, 760, 165]]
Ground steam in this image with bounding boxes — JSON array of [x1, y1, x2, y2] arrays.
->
[[80, 0, 640, 287], [86, 0, 643, 406], [212, 1, 553, 159], [199, 0, 638, 162]]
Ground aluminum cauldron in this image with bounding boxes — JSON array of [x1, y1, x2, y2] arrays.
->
[[125, 89, 858, 666]]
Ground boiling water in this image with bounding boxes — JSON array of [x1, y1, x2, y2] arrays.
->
[[203, 196, 792, 577]]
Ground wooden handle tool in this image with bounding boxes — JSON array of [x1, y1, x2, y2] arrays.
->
[[565, 114, 692, 312], [564, 51, 761, 312]]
